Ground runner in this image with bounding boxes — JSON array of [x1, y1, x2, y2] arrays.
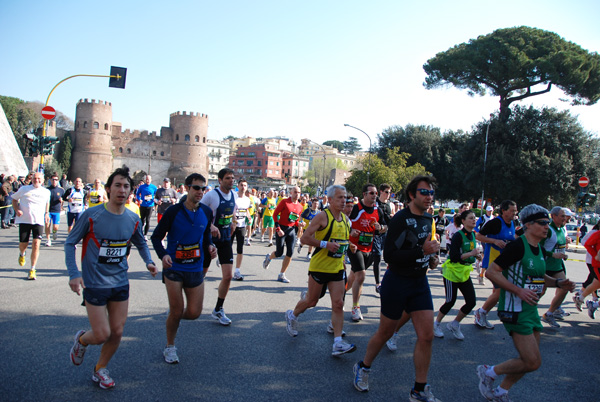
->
[[11, 172, 50, 280], [352, 175, 441, 401], [574, 222, 600, 318], [262, 186, 305, 283], [373, 184, 393, 293], [200, 168, 237, 325], [433, 209, 450, 257], [433, 209, 481, 340], [473, 200, 518, 330], [298, 198, 320, 260], [45, 173, 64, 246], [63, 178, 87, 233], [65, 167, 157, 389], [151, 173, 216, 364], [261, 189, 277, 246], [285, 185, 357, 356], [477, 204, 575, 401], [87, 178, 107, 208], [136, 175, 158, 240], [154, 178, 177, 224], [346, 183, 387, 322], [232, 179, 251, 280]]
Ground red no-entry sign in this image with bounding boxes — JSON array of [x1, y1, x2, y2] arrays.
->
[[579, 176, 589, 187], [41, 106, 56, 120]]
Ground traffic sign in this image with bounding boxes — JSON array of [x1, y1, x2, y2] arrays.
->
[[579, 176, 589, 187], [41, 106, 56, 120]]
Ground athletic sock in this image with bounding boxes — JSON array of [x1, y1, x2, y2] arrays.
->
[[486, 365, 497, 379], [333, 336, 342, 344], [494, 386, 508, 396], [215, 298, 225, 311], [288, 311, 297, 320], [480, 308, 488, 314], [413, 382, 427, 393]]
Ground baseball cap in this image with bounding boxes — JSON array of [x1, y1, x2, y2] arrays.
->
[[563, 208, 575, 216], [486, 206, 494, 212], [163, 178, 170, 182]]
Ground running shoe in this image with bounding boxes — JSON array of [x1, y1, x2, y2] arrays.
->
[[332, 340, 356, 356], [352, 362, 370, 392], [326, 321, 346, 337], [433, 321, 444, 338], [491, 389, 513, 401], [163, 345, 179, 364], [245, 238, 251, 246], [277, 273, 290, 283], [541, 313, 560, 328], [409, 384, 441, 402], [478, 275, 485, 285], [300, 290, 307, 300], [573, 292, 584, 312], [268, 242, 273, 247], [53, 231, 58, 241], [70, 330, 87, 366], [46, 239, 52, 247], [375, 284, 381, 294], [92, 367, 115, 389], [474, 309, 494, 329], [18, 253, 25, 267], [285, 309, 298, 337], [555, 306, 570, 318], [261, 235, 265, 242], [386, 332, 398, 351], [446, 321, 464, 340], [587, 300, 597, 319], [27, 269, 36, 280], [297, 242, 302, 253], [263, 254, 271, 269], [476, 364, 495, 400], [306, 253, 312, 261], [351, 306, 363, 322], [211, 308, 232, 326], [233, 271, 244, 281]]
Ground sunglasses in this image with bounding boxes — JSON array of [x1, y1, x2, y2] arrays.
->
[[533, 220, 550, 226], [417, 189, 435, 196], [366, 191, 377, 195], [383, 190, 391, 194], [191, 185, 207, 191]]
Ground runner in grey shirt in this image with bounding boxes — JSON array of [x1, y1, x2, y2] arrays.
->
[[155, 178, 178, 223]]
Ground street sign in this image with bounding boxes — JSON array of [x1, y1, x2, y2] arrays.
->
[[41, 106, 56, 120], [579, 176, 589, 187]]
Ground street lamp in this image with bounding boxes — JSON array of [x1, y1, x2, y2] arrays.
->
[[343, 124, 372, 183], [311, 142, 327, 193]]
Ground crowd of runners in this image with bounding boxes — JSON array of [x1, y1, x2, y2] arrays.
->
[[5, 166, 599, 401]]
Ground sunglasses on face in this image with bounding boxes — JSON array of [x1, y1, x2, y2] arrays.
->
[[534, 220, 550, 226], [366, 191, 377, 195], [190, 185, 207, 191], [417, 189, 435, 196], [383, 190, 391, 194]]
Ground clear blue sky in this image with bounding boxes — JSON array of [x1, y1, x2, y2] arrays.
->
[[1, 0, 599, 151]]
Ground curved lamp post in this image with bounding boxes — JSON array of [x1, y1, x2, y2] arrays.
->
[[343, 124, 372, 183]]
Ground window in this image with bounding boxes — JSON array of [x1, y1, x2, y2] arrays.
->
[[268, 170, 272, 174], [176, 134, 179, 141], [203, 137, 206, 143], [195, 135, 199, 142], [246, 161, 253, 166], [119, 147, 123, 153], [257, 161, 262, 166], [93, 122, 99, 129], [153, 150, 157, 156], [127, 148, 131, 154], [276, 162, 280, 166], [263, 152, 265, 156], [288, 161, 291, 166], [241, 152, 245, 156], [185, 134, 190, 142], [269, 161, 273, 165], [83, 122, 87, 128], [104, 123, 109, 130], [161, 151, 165, 156]]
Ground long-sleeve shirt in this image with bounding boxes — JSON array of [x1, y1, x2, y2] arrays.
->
[[64, 204, 154, 288], [583, 229, 600, 269]]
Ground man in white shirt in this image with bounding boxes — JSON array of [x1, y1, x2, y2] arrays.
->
[[11, 172, 50, 280]]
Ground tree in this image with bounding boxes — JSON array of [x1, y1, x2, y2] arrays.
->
[[423, 26, 600, 121], [323, 140, 344, 153], [304, 157, 347, 189], [56, 132, 73, 172], [342, 137, 362, 154], [377, 124, 443, 169]]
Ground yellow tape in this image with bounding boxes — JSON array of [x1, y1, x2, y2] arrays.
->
[[567, 258, 586, 262]]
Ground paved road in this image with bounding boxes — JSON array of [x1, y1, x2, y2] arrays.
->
[[0, 223, 599, 401]]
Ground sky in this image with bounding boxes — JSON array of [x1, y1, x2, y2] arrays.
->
[[1, 0, 599, 151]]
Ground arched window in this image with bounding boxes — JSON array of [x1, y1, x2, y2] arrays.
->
[[127, 148, 131, 154], [203, 137, 206, 143], [83, 122, 87, 128], [160, 151, 164, 156], [119, 147, 123, 153], [176, 134, 179, 141], [93, 122, 99, 129], [185, 134, 190, 142], [104, 123, 109, 130], [152, 150, 157, 156], [195, 135, 199, 142]]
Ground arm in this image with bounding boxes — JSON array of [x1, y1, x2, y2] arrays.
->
[[150, 205, 176, 260], [131, 218, 157, 276], [200, 206, 217, 260], [64, 211, 90, 294], [583, 230, 600, 259], [299, 211, 340, 253]]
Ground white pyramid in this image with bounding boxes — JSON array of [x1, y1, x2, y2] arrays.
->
[[0, 103, 29, 176]]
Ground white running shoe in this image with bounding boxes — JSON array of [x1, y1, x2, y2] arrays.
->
[[573, 292, 584, 312], [326, 321, 346, 337], [92, 367, 115, 389], [46, 239, 52, 247], [297, 242, 302, 253], [263, 254, 272, 269], [353, 362, 370, 392], [386, 333, 398, 351], [233, 271, 244, 281], [211, 308, 232, 326], [277, 273, 290, 283], [446, 321, 464, 340], [587, 300, 597, 319], [245, 238, 251, 246], [351, 306, 363, 322], [474, 309, 494, 329], [70, 330, 87, 366], [476, 365, 495, 400], [285, 309, 298, 337], [163, 346, 179, 364], [53, 231, 58, 241], [332, 340, 356, 356], [433, 321, 444, 338]]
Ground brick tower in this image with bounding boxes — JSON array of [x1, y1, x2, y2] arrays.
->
[[167, 111, 209, 180]]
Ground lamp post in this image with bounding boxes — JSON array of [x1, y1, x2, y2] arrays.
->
[[314, 142, 327, 193], [343, 124, 372, 183], [480, 117, 491, 216]]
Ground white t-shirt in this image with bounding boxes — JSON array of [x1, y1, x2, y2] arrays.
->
[[234, 195, 252, 227], [12, 185, 50, 225]]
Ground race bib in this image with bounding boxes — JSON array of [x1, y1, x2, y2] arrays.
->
[[328, 239, 349, 258], [98, 239, 128, 264], [144, 194, 153, 201], [217, 214, 233, 226], [162, 195, 171, 203], [358, 232, 374, 246], [174, 243, 201, 264], [90, 195, 100, 204], [236, 208, 247, 220], [289, 211, 299, 222], [268, 204, 275, 210], [525, 276, 545, 295]]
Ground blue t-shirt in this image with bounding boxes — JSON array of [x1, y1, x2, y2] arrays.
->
[[136, 183, 158, 207]]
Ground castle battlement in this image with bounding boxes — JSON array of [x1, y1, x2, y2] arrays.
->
[[78, 98, 112, 106], [169, 111, 208, 118], [119, 129, 159, 138]]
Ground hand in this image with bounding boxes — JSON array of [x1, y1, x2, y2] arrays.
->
[[350, 229, 360, 237], [45, 215, 50, 225], [559, 278, 577, 292], [373, 222, 381, 231], [422, 238, 440, 255], [147, 263, 158, 277], [494, 239, 507, 249], [211, 224, 220, 238], [516, 288, 539, 306], [69, 277, 85, 295], [429, 255, 439, 269], [209, 245, 217, 259], [16, 209, 23, 217], [162, 254, 173, 269], [325, 241, 340, 253], [277, 228, 285, 237]]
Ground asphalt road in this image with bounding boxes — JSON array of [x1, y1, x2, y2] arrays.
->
[[0, 222, 599, 401]]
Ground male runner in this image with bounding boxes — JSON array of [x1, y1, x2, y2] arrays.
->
[[63, 178, 87, 233], [154, 178, 177, 224], [372, 183, 393, 293], [201, 168, 237, 325], [232, 180, 251, 280], [45, 174, 64, 246], [433, 208, 450, 257], [87, 178, 107, 208], [477, 204, 575, 401], [151, 173, 216, 364], [353, 175, 441, 402], [285, 185, 356, 355], [66, 167, 157, 389], [346, 183, 387, 321], [136, 175, 158, 240], [473, 200, 518, 329], [261, 189, 277, 245], [12, 172, 50, 280], [262, 186, 305, 283]]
